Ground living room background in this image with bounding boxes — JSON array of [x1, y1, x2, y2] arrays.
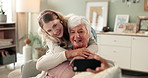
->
[[40, 0, 148, 31]]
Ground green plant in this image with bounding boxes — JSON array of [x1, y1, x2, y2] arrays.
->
[[20, 33, 48, 59], [19, 32, 45, 48], [0, 1, 5, 15]]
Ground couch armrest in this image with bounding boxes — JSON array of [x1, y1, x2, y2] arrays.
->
[[21, 60, 41, 78]]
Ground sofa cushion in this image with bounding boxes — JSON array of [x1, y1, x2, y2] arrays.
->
[[73, 66, 121, 78]]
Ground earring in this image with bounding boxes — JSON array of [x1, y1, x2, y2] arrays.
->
[[60, 21, 63, 24]]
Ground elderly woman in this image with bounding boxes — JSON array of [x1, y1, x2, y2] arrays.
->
[[67, 15, 121, 78], [68, 15, 109, 71]]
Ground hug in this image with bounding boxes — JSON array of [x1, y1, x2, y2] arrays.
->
[[20, 9, 121, 78]]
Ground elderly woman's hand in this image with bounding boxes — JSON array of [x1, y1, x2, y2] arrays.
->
[[86, 55, 110, 73], [65, 48, 93, 59]]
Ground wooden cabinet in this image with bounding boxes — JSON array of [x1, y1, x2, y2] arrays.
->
[[97, 32, 148, 72], [0, 23, 17, 65], [98, 35, 131, 69], [131, 37, 148, 72]]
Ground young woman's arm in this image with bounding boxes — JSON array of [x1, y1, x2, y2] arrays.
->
[[36, 41, 67, 71], [36, 41, 93, 71], [87, 38, 98, 54]]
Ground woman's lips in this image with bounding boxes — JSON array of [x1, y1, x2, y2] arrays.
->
[[55, 30, 61, 36]]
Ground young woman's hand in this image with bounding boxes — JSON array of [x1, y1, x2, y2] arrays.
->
[[86, 55, 110, 73], [65, 48, 93, 59]]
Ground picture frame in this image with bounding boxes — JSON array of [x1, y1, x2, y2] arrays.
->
[[144, 0, 148, 11], [137, 16, 148, 31], [123, 23, 138, 33], [114, 15, 129, 32], [85, 0, 108, 31]]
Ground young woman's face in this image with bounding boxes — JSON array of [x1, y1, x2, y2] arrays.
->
[[43, 19, 64, 38], [70, 24, 89, 49]]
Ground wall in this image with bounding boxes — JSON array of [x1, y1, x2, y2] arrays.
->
[[108, 0, 148, 31], [33, 0, 148, 32], [40, 0, 86, 16], [31, 0, 86, 33]]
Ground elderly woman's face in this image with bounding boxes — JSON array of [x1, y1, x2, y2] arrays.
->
[[70, 24, 89, 49]]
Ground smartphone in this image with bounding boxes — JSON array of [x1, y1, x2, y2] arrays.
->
[[72, 59, 101, 72]]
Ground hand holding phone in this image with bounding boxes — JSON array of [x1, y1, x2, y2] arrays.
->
[[72, 59, 101, 72]]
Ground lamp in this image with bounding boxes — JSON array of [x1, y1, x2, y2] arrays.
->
[[16, 0, 40, 62], [16, 0, 40, 43], [16, 0, 40, 12], [16, 0, 40, 36], [122, 0, 140, 7]]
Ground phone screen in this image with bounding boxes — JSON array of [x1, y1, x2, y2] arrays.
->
[[72, 59, 101, 72]]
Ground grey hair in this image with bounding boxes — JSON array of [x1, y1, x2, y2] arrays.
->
[[67, 15, 92, 37]]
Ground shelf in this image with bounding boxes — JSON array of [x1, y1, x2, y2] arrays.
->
[[0, 22, 17, 67], [0, 22, 15, 25], [0, 45, 16, 49], [0, 27, 15, 30]]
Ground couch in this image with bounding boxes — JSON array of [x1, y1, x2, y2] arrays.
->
[[21, 60, 41, 78], [20, 59, 122, 78]]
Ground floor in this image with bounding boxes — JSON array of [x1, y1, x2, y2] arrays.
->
[[0, 53, 23, 78], [0, 53, 148, 78], [122, 70, 148, 78]]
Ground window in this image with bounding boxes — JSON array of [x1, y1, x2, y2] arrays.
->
[[2, 0, 13, 22]]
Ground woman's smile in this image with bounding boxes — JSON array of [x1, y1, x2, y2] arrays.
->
[[55, 29, 62, 37], [74, 39, 82, 43]]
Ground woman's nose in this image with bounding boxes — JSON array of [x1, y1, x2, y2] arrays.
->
[[53, 29, 57, 34], [74, 32, 80, 38]]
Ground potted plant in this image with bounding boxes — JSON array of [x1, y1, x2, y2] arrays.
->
[[0, 1, 6, 22], [19, 33, 48, 59]]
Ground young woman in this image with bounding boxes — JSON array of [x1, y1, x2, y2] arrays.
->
[[36, 9, 98, 78]]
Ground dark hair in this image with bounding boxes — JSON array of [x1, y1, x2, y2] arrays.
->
[[38, 10, 69, 48], [38, 10, 59, 28]]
